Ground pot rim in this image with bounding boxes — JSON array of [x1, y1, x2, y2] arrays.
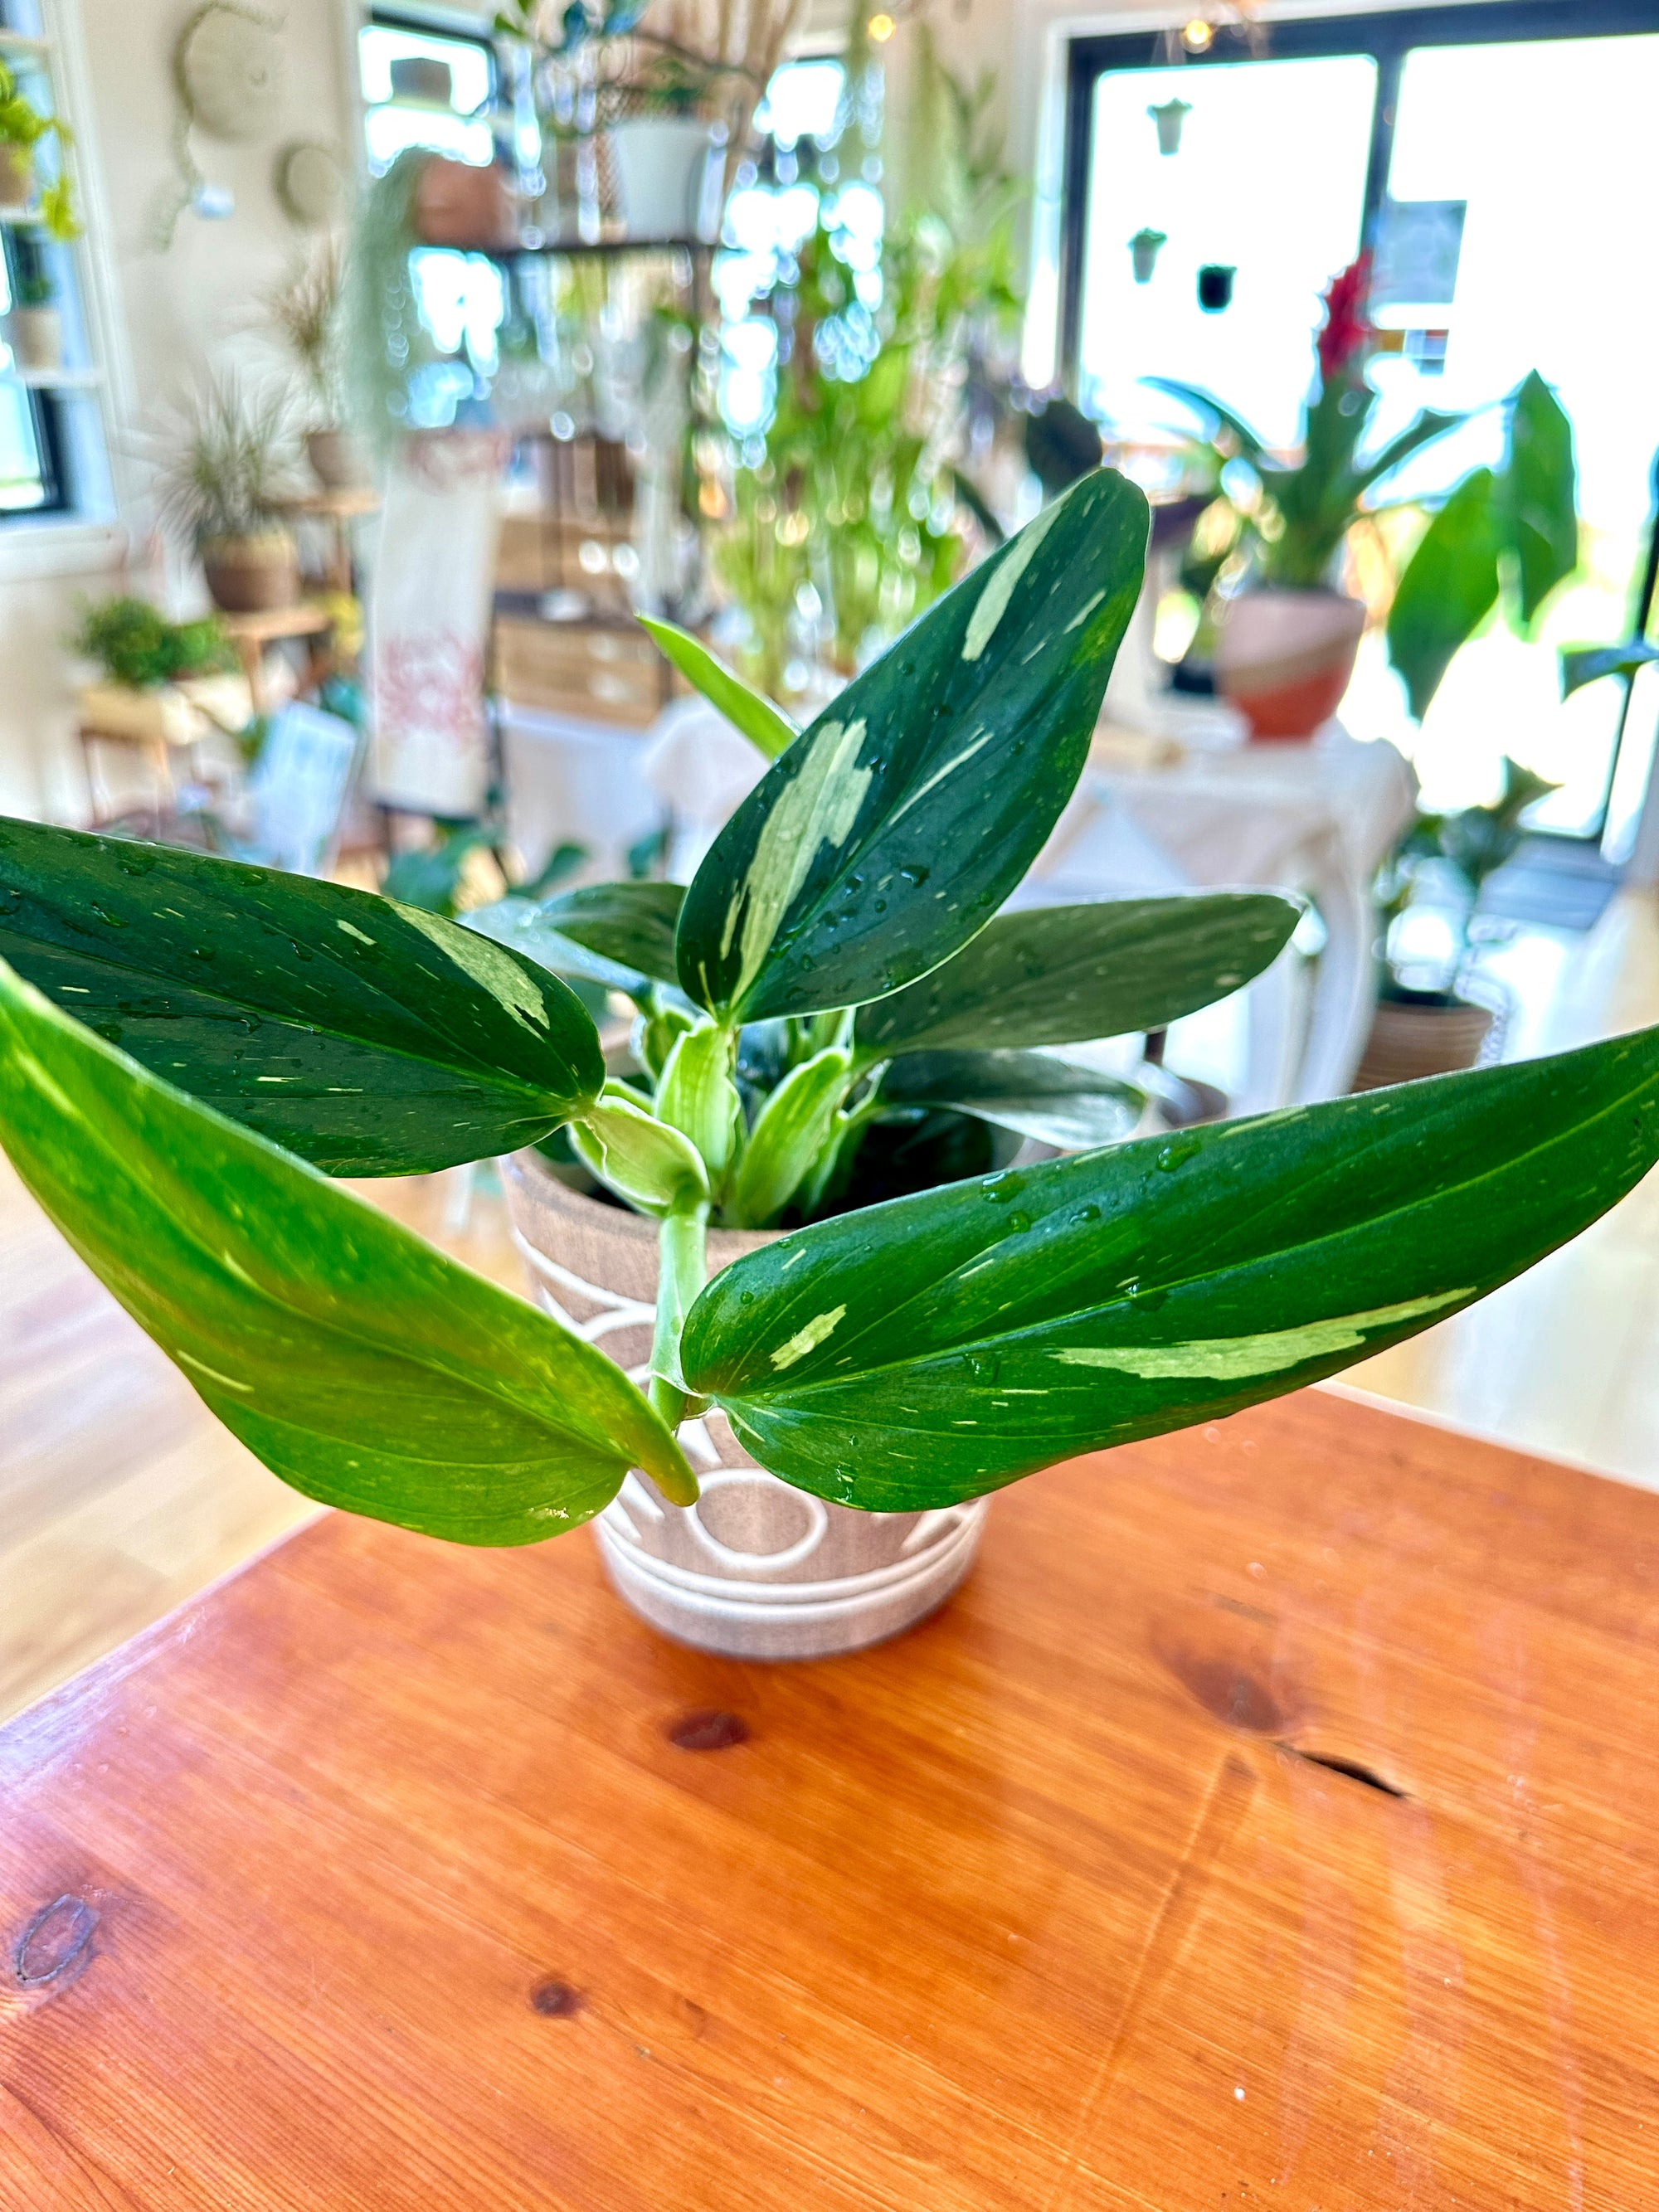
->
[[505, 1144, 776, 1266]]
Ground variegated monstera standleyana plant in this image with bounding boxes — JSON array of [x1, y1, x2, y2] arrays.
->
[[3, 470, 1659, 1542]]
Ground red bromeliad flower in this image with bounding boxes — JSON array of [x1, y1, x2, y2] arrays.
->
[[1316, 252, 1374, 382]]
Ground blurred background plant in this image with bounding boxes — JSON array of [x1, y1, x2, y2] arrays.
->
[[700, 22, 1022, 706], [1378, 755, 1559, 999], [71, 596, 236, 692]]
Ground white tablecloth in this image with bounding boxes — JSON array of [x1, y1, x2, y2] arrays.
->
[[1023, 723, 1418, 1107]]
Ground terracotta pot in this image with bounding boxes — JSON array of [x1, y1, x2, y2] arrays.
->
[[0, 146, 31, 208], [306, 428, 369, 490], [2, 305, 61, 372], [413, 156, 517, 250], [500, 1152, 990, 1661], [1215, 587, 1365, 741], [201, 531, 299, 614], [1350, 993, 1495, 1091]]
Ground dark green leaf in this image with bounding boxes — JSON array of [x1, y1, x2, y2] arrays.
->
[[1141, 376, 1270, 464], [637, 616, 798, 761], [854, 894, 1299, 1058], [1503, 370, 1578, 625], [683, 1027, 1659, 1510], [1386, 469, 1504, 721], [1561, 640, 1659, 699], [1352, 406, 1464, 497], [0, 959, 695, 1537], [538, 880, 685, 986], [0, 819, 603, 1175], [878, 1049, 1141, 1150], [674, 469, 1149, 1023]]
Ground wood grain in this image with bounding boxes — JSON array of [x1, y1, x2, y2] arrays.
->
[[4, 1388, 1658, 2209]]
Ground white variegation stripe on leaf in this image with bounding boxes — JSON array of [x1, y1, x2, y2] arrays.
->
[[961, 499, 1064, 663], [719, 717, 873, 1005], [1049, 1291, 1467, 1382], [770, 1305, 847, 1371], [401, 907, 554, 1035]]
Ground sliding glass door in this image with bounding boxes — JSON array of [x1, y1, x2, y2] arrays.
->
[[1064, 4, 1659, 839]]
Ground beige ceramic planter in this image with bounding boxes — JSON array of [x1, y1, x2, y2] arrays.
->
[[501, 1150, 990, 1660]]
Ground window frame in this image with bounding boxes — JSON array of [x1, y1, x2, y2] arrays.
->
[[1059, 0, 1659, 390]]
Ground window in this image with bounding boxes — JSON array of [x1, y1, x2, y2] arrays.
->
[[0, 0, 106, 522], [359, 14, 498, 178], [1063, 3, 1659, 835]]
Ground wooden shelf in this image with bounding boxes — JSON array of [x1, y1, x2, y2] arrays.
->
[[218, 601, 333, 645], [278, 488, 381, 520]]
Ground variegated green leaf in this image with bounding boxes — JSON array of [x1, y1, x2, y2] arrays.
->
[[674, 469, 1149, 1023], [655, 1020, 742, 1182], [730, 1046, 854, 1228], [638, 616, 798, 760], [683, 1027, 1659, 1510], [0, 817, 604, 1174], [878, 1049, 1142, 1150], [0, 958, 696, 1536], [854, 894, 1299, 1058], [535, 880, 685, 986], [571, 1083, 709, 1216]]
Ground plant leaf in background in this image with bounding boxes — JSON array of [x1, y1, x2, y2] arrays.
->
[[0, 819, 604, 1174], [878, 1049, 1143, 1150], [683, 1026, 1659, 1509], [1141, 376, 1271, 464], [533, 879, 686, 986], [0, 960, 696, 1534], [1561, 639, 1659, 699], [1503, 370, 1579, 625], [853, 894, 1300, 1058], [674, 469, 1150, 1024], [1386, 468, 1505, 722], [637, 616, 798, 761]]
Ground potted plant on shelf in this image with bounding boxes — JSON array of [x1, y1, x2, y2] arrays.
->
[[71, 595, 252, 750], [0, 57, 78, 236], [1354, 756, 1558, 1090], [2, 265, 60, 373], [265, 239, 366, 492], [1154, 258, 1578, 740], [152, 372, 301, 613], [3, 471, 1659, 1670]]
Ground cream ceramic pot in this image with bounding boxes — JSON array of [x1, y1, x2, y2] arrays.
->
[[501, 1150, 990, 1661]]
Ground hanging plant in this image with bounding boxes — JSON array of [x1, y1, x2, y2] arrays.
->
[[1130, 227, 1167, 284], [1148, 97, 1190, 155]]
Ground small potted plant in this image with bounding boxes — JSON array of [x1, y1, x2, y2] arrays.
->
[[2, 472, 1658, 1674], [1156, 258, 1579, 739], [152, 372, 301, 613], [2, 265, 60, 372], [71, 596, 251, 749], [265, 239, 367, 491], [1354, 756, 1556, 1089], [1129, 227, 1166, 284]]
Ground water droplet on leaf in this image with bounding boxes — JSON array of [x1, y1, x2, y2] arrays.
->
[[1156, 1135, 1202, 1174]]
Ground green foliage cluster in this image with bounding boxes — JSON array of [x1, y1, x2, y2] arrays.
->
[[2, 474, 1658, 1550], [0, 59, 78, 239], [1379, 756, 1559, 993], [72, 597, 237, 691], [710, 35, 1022, 702]]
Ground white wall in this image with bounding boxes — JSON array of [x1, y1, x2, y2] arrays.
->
[[0, 0, 358, 823]]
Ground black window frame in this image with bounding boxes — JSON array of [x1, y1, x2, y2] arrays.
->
[[1060, 0, 1659, 391]]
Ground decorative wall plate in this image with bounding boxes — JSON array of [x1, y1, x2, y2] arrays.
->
[[176, 2, 285, 144], [275, 139, 347, 226]]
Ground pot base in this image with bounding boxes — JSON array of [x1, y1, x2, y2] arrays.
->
[[594, 1450, 990, 1661]]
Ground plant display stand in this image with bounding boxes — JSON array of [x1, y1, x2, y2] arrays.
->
[[5, 1388, 1658, 2208]]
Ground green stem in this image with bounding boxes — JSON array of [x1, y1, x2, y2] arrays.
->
[[650, 1196, 709, 1408]]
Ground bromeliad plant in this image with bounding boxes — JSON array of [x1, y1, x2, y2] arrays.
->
[[3, 470, 1659, 1542]]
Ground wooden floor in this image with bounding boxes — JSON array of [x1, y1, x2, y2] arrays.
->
[[4, 890, 1659, 1724]]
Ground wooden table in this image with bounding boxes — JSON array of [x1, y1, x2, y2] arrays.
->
[[219, 603, 333, 715], [4, 1388, 1657, 2209]]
